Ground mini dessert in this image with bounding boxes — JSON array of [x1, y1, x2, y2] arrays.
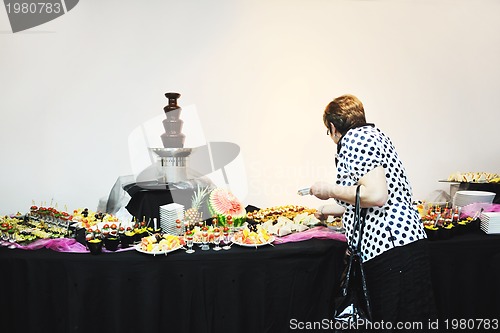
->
[[102, 224, 110, 238], [87, 239, 103, 255], [85, 228, 94, 242], [118, 226, 125, 241], [104, 236, 119, 251], [121, 226, 135, 248], [133, 220, 148, 242], [0, 222, 8, 240], [201, 225, 209, 250], [188, 225, 218, 243], [85, 228, 103, 254], [104, 224, 120, 251]]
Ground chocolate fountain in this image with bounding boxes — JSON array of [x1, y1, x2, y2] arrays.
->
[[160, 92, 185, 148], [122, 92, 238, 223], [150, 92, 193, 183]]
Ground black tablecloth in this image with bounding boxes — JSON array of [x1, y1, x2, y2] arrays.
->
[[124, 182, 212, 221], [0, 239, 347, 333], [2, 230, 500, 333], [428, 230, 500, 320]]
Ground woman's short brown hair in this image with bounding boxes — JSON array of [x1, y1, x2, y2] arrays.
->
[[323, 94, 367, 135]]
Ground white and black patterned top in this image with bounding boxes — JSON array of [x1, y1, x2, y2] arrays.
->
[[335, 125, 426, 262]]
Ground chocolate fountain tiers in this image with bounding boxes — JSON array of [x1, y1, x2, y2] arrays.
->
[[124, 91, 215, 223], [161, 92, 185, 148], [150, 92, 194, 183]]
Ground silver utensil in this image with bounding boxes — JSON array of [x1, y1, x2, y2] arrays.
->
[[297, 188, 311, 196]]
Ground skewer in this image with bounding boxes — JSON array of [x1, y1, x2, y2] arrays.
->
[[433, 213, 441, 227]]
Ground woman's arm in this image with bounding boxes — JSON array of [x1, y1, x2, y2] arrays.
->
[[310, 165, 388, 208]]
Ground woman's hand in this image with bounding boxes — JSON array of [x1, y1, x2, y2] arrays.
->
[[315, 203, 346, 219], [310, 181, 334, 200], [314, 207, 326, 220]]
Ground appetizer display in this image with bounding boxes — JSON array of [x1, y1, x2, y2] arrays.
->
[[2, 214, 72, 245], [29, 205, 72, 225], [246, 205, 316, 223], [447, 171, 500, 183], [232, 224, 274, 246], [137, 233, 184, 254], [71, 208, 119, 229], [419, 202, 478, 240], [245, 205, 320, 236]]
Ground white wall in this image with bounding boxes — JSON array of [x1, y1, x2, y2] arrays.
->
[[1, 0, 499, 215]]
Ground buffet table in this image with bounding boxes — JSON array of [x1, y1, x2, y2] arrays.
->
[[2, 230, 500, 333], [0, 238, 347, 333], [428, 230, 500, 320]]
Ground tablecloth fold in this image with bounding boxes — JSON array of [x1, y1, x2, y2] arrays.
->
[[274, 226, 346, 244], [14, 238, 135, 253], [15, 238, 88, 252]]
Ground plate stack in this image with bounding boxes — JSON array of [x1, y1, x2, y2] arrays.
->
[[480, 212, 500, 234], [159, 203, 184, 235], [453, 190, 496, 208]]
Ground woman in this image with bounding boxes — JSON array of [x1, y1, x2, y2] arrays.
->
[[310, 94, 436, 329]]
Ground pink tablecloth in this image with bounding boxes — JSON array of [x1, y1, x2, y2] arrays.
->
[[461, 203, 500, 218], [10, 238, 134, 253], [274, 226, 346, 244], [7, 226, 345, 253]]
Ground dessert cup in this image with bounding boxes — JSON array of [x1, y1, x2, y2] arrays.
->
[[87, 240, 103, 255], [105, 237, 120, 251]]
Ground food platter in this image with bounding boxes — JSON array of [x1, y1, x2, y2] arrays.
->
[[231, 236, 275, 247], [445, 171, 500, 183], [134, 243, 182, 255]]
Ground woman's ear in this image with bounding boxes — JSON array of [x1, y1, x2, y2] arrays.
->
[[330, 123, 337, 134]]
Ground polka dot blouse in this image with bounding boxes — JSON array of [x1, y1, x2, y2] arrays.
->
[[335, 125, 426, 262]]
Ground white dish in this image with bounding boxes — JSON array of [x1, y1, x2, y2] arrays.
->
[[134, 243, 182, 255], [453, 190, 496, 207], [455, 190, 496, 197], [230, 236, 275, 247]]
